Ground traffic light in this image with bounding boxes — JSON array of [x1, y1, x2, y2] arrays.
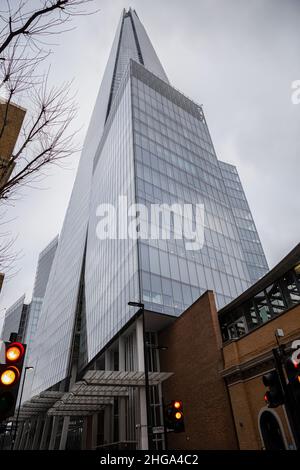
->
[[164, 400, 185, 433], [262, 370, 284, 408], [285, 349, 300, 386], [0, 341, 26, 422], [285, 353, 300, 404]]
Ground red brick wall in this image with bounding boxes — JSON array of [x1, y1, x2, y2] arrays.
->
[[159, 291, 238, 449], [223, 303, 300, 449], [0, 101, 26, 160]]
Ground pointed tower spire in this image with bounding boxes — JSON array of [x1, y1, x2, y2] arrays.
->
[[106, 8, 169, 119]]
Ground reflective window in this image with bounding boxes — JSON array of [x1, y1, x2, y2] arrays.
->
[[265, 282, 286, 314]]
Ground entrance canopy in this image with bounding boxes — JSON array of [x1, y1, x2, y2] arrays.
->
[[15, 370, 173, 419]]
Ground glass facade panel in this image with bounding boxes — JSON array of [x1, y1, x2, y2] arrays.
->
[[131, 62, 265, 315], [28, 8, 269, 395], [22, 237, 58, 402], [266, 282, 286, 314], [219, 161, 268, 283], [85, 77, 139, 362], [221, 264, 300, 340], [282, 271, 300, 305], [1, 295, 25, 342]]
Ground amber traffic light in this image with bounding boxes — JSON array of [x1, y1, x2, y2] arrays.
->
[[0, 340, 26, 422], [0, 366, 20, 386], [164, 400, 185, 433]]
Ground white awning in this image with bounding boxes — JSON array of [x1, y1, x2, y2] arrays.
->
[[83, 370, 173, 387], [16, 370, 174, 419], [11, 391, 64, 421]]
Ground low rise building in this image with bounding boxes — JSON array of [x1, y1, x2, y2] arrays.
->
[[220, 243, 300, 450]]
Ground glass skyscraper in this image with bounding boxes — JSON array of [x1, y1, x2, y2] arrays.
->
[[30, 8, 268, 399], [22, 236, 58, 402], [1, 295, 28, 342]]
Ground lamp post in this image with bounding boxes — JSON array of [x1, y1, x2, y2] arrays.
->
[[11, 366, 34, 450], [128, 301, 151, 449]]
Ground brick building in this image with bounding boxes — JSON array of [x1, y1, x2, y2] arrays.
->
[[158, 243, 300, 450], [0, 98, 26, 292], [0, 98, 26, 190], [10, 243, 300, 450], [159, 291, 238, 449], [220, 243, 300, 450]]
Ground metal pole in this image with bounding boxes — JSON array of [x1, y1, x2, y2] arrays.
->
[[142, 307, 151, 450], [0, 422, 7, 450], [11, 367, 28, 449], [162, 397, 168, 450]]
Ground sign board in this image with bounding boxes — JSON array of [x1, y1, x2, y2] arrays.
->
[[152, 426, 165, 434]]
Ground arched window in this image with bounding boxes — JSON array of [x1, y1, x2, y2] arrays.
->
[[259, 409, 287, 450]]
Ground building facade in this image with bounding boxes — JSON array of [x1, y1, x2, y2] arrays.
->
[[15, 8, 269, 450], [0, 98, 26, 190], [1, 295, 29, 343], [22, 237, 58, 402], [7, 243, 300, 450], [158, 291, 238, 450], [0, 99, 26, 289], [220, 243, 300, 450], [30, 7, 268, 400]]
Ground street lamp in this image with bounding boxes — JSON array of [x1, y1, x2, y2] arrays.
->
[[11, 366, 34, 449], [128, 301, 151, 449]]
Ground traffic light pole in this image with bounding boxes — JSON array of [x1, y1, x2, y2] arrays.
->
[[11, 366, 31, 450], [272, 347, 300, 449], [142, 307, 152, 450]]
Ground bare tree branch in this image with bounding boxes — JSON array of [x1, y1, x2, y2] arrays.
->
[[0, 1, 97, 54], [0, 0, 98, 278]]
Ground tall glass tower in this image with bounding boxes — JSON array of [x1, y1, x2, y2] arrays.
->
[[1, 295, 28, 342], [22, 236, 58, 403], [30, 9, 268, 398]]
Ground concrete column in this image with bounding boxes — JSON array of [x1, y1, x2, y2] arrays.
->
[[40, 416, 51, 449], [32, 417, 43, 450], [104, 405, 112, 445], [59, 416, 70, 450], [119, 335, 127, 443], [58, 362, 77, 450], [13, 422, 24, 450], [91, 413, 98, 449], [24, 420, 33, 450], [19, 421, 29, 450], [48, 416, 60, 450], [85, 413, 98, 449], [136, 316, 148, 450], [81, 417, 88, 450]]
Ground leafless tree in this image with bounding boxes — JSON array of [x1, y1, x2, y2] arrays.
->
[[0, 0, 97, 274], [0, 0, 97, 200]]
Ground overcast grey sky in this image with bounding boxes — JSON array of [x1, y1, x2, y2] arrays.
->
[[0, 0, 299, 328]]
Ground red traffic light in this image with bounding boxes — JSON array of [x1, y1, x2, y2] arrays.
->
[[264, 392, 270, 405], [5, 342, 25, 363], [262, 370, 284, 408]]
